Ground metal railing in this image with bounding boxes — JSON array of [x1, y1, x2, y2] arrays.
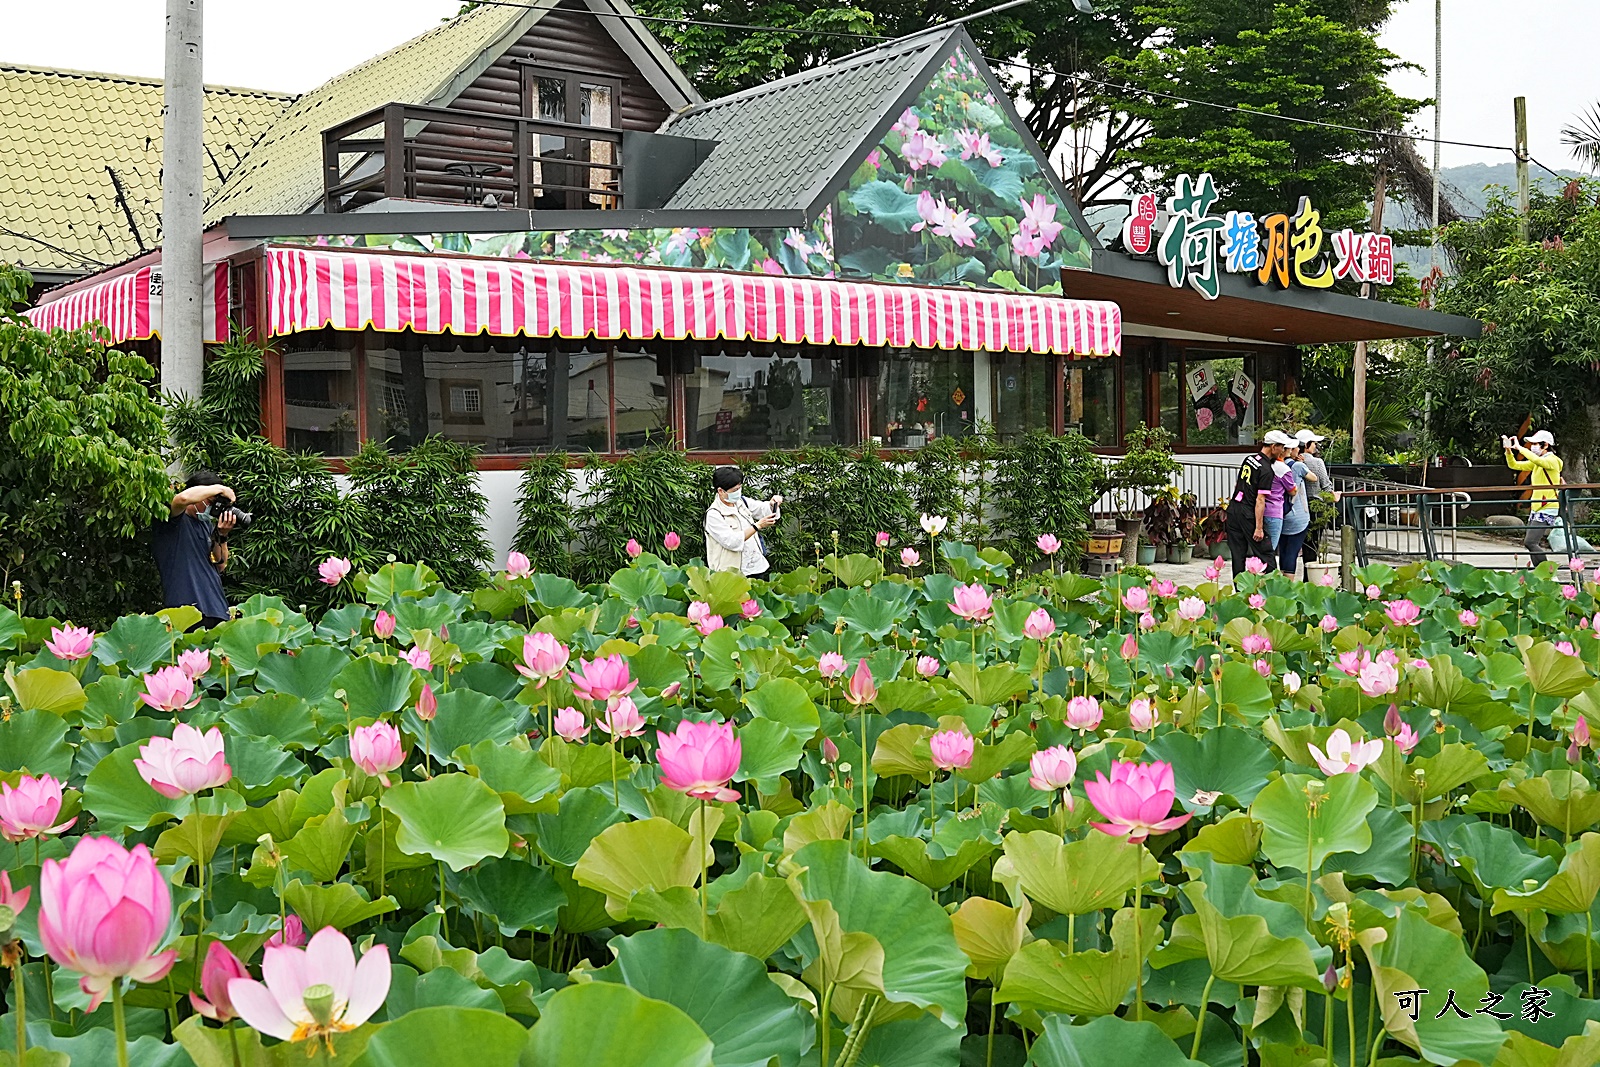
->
[[321, 102, 623, 213], [1340, 483, 1600, 571]]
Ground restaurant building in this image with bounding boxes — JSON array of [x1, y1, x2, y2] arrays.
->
[[22, 0, 1477, 553]]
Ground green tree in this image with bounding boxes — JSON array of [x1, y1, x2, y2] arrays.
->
[[0, 264, 170, 622], [1422, 180, 1600, 481]]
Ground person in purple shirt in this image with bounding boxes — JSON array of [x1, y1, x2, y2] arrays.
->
[[1262, 456, 1295, 562]]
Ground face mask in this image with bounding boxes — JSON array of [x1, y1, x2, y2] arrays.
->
[[724, 489, 743, 503]]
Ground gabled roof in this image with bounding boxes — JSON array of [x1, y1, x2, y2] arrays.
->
[[657, 33, 943, 213], [206, 0, 700, 223], [0, 65, 291, 276]]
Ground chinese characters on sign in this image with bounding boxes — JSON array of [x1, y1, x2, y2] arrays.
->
[[1134, 172, 1395, 300], [1392, 987, 1555, 1025]]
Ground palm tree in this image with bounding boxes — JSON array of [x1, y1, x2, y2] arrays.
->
[[1562, 104, 1600, 171]]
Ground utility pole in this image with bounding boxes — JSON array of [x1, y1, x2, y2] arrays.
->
[[161, 0, 205, 401], [1515, 96, 1531, 241], [1422, 0, 1442, 448], [1350, 162, 1387, 465]]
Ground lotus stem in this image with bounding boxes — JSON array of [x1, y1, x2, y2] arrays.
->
[[112, 981, 129, 1067], [859, 710, 870, 860], [1190, 972, 1216, 1059], [985, 991, 997, 1067], [438, 861, 448, 941], [818, 983, 834, 1067], [1347, 959, 1358, 1067], [1133, 879, 1145, 1021], [1367, 1028, 1387, 1067], [12, 956, 25, 1059], [1067, 913, 1074, 957], [1588, 908, 1595, 999], [376, 782, 387, 900], [698, 797, 709, 940], [610, 739, 619, 807], [228, 1019, 242, 1067], [836, 994, 879, 1067]]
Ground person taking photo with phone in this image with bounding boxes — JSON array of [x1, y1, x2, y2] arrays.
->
[[704, 466, 782, 580], [1504, 430, 1564, 566], [153, 470, 237, 628]]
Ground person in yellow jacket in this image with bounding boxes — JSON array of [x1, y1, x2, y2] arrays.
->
[[1504, 429, 1564, 565]]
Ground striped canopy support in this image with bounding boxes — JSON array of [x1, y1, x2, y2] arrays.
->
[[24, 264, 231, 344]]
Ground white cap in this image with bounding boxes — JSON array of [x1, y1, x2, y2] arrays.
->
[[1295, 429, 1327, 444], [1264, 430, 1296, 447], [1527, 430, 1555, 445]]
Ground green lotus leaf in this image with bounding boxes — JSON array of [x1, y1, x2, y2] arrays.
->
[[1146, 725, 1276, 809], [92, 613, 173, 674], [253, 644, 351, 701], [334, 655, 417, 716], [997, 905, 1161, 1016], [382, 772, 509, 871], [574, 816, 706, 918], [7, 668, 84, 716], [1525, 642, 1593, 699], [1026, 1014, 1204, 1067], [1001, 829, 1159, 916], [1493, 834, 1600, 916], [454, 856, 565, 936], [1250, 772, 1378, 873], [0, 710, 74, 778], [524, 982, 713, 1067], [742, 677, 820, 741]]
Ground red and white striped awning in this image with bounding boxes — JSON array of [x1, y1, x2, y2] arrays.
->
[[267, 246, 1121, 357], [24, 264, 231, 344]]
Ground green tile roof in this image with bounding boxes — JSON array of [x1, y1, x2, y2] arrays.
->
[[657, 34, 941, 213], [204, 3, 542, 223], [0, 66, 291, 276]]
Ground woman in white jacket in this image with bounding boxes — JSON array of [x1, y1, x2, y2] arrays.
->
[[704, 466, 780, 579]]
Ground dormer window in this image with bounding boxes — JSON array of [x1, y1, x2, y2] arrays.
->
[[521, 64, 622, 209]]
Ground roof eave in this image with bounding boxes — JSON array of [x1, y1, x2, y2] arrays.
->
[[222, 206, 810, 238]]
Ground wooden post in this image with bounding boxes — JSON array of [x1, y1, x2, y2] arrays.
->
[[1341, 523, 1357, 591], [1515, 96, 1531, 242], [1350, 163, 1387, 464]]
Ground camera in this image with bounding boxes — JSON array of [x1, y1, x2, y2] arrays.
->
[[211, 497, 252, 534]]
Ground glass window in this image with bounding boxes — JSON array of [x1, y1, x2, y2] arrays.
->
[[282, 331, 358, 455], [611, 347, 670, 451], [364, 336, 620, 454], [993, 353, 1057, 441], [1159, 358, 1181, 439], [684, 349, 856, 451], [1182, 351, 1260, 447], [871, 349, 974, 447], [1065, 360, 1117, 446]]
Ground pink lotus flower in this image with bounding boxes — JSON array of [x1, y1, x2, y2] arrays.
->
[[0, 871, 29, 918], [1066, 695, 1103, 733], [267, 916, 306, 950], [955, 128, 1005, 167], [916, 655, 940, 678], [1577, 714, 1593, 749], [900, 130, 947, 171], [190, 940, 248, 1022], [1119, 631, 1138, 659], [1557, 640, 1580, 657], [140, 665, 197, 712], [318, 557, 351, 586], [416, 682, 436, 722], [1012, 229, 1047, 259], [1307, 728, 1384, 776], [1383, 599, 1421, 627], [1029, 745, 1077, 791], [1242, 634, 1272, 655], [1248, 594, 1266, 610], [517, 632, 569, 686], [1365, 584, 1382, 599], [569, 654, 637, 703], [664, 532, 681, 552], [228, 927, 390, 1047], [1316, 572, 1337, 587], [1283, 671, 1302, 695], [1573, 557, 1588, 574], [740, 599, 761, 620], [1204, 562, 1223, 582], [821, 737, 840, 764], [0, 774, 74, 842], [39, 837, 176, 1010], [1177, 597, 1206, 622], [875, 531, 891, 548], [1128, 698, 1158, 732], [1335, 649, 1366, 676], [656, 719, 742, 802], [1357, 659, 1399, 698], [1384, 704, 1404, 736], [599, 696, 645, 738], [373, 610, 396, 640], [1037, 534, 1061, 556], [696, 615, 726, 636], [349, 722, 405, 786], [553, 706, 589, 742], [1563, 585, 1579, 601], [930, 729, 974, 770], [135, 724, 231, 799], [1459, 609, 1479, 627], [625, 538, 643, 559], [1320, 614, 1339, 633], [1020, 194, 1065, 247], [818, 652, 847, 680], [1139, 612, 1157, 631], [1026, 609, 1056, 641], [950, 583, 994, 622], [901, 547, 921, 567], [505, 551, 532, 579], [402, 646, 431, 672], [45, 625, 94, 661], [1254, 658, 1271, 676], [171, 649, 211, 683], [1084, 760, 1192, 843], [687, 601, 711, 625], [1122, 587, 1149, 613], [1153, 580, 1178, 599], [1245, 557, 1267, 575], [1394, 723, 1420, 755], [844, 659, 877, 707], [661, 681, 682, 701]]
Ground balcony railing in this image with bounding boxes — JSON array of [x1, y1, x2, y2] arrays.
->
[[321, 102, 623, 213]]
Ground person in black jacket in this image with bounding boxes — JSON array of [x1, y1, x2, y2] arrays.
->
[[1225, 431, 1291, 576]]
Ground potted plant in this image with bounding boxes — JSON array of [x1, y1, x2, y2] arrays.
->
[[1170, 491, 1200, 564], [1108, 425, 1181, 565], [1194, 503, 1229, 558], [1140, 486, 1181, 562]]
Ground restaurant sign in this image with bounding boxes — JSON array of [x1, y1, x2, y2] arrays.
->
[[1122, 172, 1394, 301]]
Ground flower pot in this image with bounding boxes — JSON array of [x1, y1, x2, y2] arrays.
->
[[1169, 543, 1193, 565], [1117, 517, 1143, 566], [1137, 543, 1157, 566], [1083, 527, 1125, 558]]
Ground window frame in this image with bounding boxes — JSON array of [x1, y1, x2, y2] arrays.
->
[[518, 64, 624, 210]]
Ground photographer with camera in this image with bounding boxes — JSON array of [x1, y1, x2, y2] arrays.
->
[[704, 466, 781, 580], [153, 470, 246, 628], [1503, 430, 1564, 566]]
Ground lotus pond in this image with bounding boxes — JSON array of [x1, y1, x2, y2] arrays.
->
[[2, 543, 1600, 1067]]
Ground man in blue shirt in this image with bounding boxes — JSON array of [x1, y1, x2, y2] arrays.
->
[[152, 471, 237, 628]]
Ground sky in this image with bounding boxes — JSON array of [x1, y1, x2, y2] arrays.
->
[[3, 0, 1596, 172]]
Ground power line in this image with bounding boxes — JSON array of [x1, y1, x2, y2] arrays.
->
[[455, 0, 893, 41], [0, 227, 107, 269]]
